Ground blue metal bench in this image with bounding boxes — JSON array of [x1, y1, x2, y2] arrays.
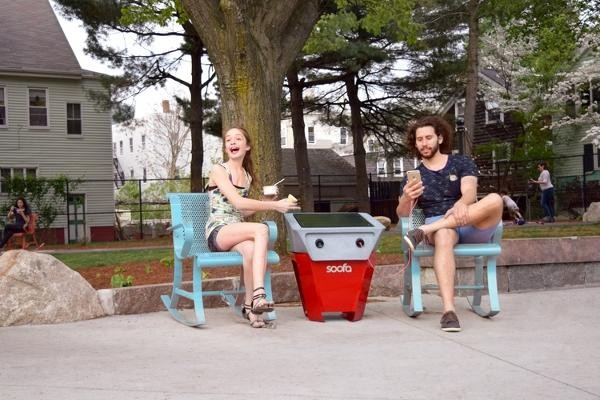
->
[[399, 214, 503, 318], [161, 193, 279, 326]]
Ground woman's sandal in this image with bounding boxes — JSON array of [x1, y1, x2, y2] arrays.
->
[[242, 303, 265, 328], [251, 286, 275, 314]]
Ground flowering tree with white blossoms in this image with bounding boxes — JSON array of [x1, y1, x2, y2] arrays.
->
[[545, 33, 600, 148]]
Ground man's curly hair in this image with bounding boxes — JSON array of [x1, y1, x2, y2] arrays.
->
[[406, 116, 454, 157]]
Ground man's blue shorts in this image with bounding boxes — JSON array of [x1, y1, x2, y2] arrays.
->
[[425, 215, 497, 244]]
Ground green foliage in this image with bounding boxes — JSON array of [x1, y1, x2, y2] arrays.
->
[[160, 256, 174, 269], [304, 0, 419, 54], [110, 267, 134, 288], [116, 181, 141, 203], [1, 175, 80, 229]]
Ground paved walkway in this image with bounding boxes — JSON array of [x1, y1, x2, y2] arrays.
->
[[1, 287, 599, 400]]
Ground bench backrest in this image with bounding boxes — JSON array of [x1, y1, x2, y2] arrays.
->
[[168, 193, 210, 255]]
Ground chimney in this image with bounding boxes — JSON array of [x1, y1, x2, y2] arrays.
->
[[161, 100, 171, 113]]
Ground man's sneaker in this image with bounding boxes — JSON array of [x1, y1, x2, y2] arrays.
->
[[403, 228, 425, 251], [440, 311, 461, 332]]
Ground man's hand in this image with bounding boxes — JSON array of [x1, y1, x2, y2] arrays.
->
[[402, 178, 424, 201], [445, 202, 468, 226]]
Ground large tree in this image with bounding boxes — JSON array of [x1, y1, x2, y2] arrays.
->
[[182, 1, 321, 195]]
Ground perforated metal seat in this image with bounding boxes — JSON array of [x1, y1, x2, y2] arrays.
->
[[399, 209, 503, 318], [162, 193, 279, 326]]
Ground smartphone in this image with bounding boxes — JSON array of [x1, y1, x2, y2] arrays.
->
[[406, 169, 421, 184]]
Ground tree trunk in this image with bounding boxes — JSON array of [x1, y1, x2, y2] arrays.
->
[[186, 24, 205, 192], [345, 73, 370, 213], [463, 0, 480, 156], [286, 64, 315, 212], [183, 0, 320, 248]]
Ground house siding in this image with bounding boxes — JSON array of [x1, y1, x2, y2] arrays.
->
[[553, 123, 600, 182], [0, 74, 114, 241]]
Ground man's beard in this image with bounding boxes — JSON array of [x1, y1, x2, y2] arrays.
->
[[418, 141, 439, 159]]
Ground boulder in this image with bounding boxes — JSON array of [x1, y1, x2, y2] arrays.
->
[[374, 216, 392, 230], [0, 250, 105, 327], [583, 202, 600, 223]]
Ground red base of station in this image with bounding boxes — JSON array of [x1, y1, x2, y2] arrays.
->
[[291, 252, 375, 322]]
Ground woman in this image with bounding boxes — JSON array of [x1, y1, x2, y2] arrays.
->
[[1, 197, 31, 250], [205, 127, 299, 328], [529, 162, 555, 223]]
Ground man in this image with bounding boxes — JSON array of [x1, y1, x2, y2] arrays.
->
[[529, 162, 555, 223], [396, 116, 503, 332]]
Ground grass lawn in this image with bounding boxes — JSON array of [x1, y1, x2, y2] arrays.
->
[[52, 222, 600, 270], [54, 248, 171, 270]]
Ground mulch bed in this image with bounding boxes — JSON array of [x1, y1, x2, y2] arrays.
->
[[78, 253, 402, 290]]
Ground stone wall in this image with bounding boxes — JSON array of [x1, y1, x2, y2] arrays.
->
[[99, 236, 600, 316]]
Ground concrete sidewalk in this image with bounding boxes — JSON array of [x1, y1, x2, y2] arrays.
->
[[1, 287, 599, 400]]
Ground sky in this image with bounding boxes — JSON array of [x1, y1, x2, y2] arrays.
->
[[50, 1, 191, 119]]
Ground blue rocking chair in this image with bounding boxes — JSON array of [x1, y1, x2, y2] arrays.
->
[[161, 193, 279, 326]]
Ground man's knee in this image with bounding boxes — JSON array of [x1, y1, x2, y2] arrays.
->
[[433, 229, 457, 247]]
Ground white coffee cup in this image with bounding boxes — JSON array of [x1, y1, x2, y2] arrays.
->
[[263, 185, 278, 196]]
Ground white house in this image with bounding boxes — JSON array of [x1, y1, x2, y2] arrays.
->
[[112, 100, 222, 188], [0, 0, 114, 243]]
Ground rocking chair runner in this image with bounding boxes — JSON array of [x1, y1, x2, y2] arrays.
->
[[8, 212, 44, 250]]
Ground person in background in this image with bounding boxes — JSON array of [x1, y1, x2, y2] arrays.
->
[[396, 116, 503, 333], [499, 190, 525, 225], [0, 197, 31, 251], [205, 127, 300, 328], [529, 162, 555, 223]]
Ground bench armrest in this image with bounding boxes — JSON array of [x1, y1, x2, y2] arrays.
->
[[171, 222, 194, 259], [263, 220, 278, 248]]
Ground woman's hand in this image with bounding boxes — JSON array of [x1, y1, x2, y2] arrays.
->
[[274, 198, 300, 213]]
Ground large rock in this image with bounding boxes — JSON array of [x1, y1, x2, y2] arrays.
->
[[0, 250, 105, 327], [583, 202, 600, 223]]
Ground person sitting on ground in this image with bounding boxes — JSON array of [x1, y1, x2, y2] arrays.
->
[[205, 127, 300, 328], [499, 190, 525, 225], [0, 197, 31, 251], [396, 116, 503, 333]]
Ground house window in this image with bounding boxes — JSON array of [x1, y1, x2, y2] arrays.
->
[[129, 137, 134, 152], [67, 103, 82, 134], [485, 101, 504, 124], [377, 159, 386, 177], [29, 88, 48, 127], [119, 140, 123, 155], [367, 138, 375, 153], [281, 134, 287, 146], [141, 134, 146, 150], [0, 87, 6, 126], [340, 127, 347, 145], [583, 143, 600, 171], [307, 126, 315, 144], [581, 80, 600, 114], [0, 167, 37, 193], [130, 168, 134, 178], [393, 158, 404, 177]]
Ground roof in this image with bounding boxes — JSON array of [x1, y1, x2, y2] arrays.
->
[[0, 0, 83, 77], [281, 148, 356, 181], [437, 69, 508, 115]]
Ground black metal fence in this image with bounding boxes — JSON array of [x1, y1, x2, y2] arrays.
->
[[2, 152, 598, 242]]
